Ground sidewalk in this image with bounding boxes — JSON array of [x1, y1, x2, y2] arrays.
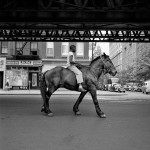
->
[[0, 88, 126, 96]]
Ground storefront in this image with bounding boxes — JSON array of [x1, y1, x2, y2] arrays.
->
[[0, 57, 6, 89], [6, 60, 42, 90]]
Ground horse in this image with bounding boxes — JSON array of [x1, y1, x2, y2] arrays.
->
[[40, 53, 117, 118]]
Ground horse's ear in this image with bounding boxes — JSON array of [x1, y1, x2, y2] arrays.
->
[[102, 52, 106, 57]]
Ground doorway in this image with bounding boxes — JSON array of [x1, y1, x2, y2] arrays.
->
[[0, 71, 3, 89], [29, 72, 38, 89]]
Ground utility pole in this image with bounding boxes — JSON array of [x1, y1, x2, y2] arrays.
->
[[92, 42, 96, 60]]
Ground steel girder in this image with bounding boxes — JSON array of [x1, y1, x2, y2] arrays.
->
[[0, 0, 150, 42], [0, 28, 150, 42], [0, 0, 150, 22]]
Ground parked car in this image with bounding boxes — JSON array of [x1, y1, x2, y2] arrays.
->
[[113, 84, 126, 93], [142, 80, 150, 94], [133, 85, 142, 92], [126, 85, 132, 91], [123, 85, 129, 91]]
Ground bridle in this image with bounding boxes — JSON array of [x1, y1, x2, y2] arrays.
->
[[99, 55, 112, 74], [90, 55, 112, 74]]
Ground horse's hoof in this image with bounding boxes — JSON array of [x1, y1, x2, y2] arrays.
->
[[100, 113, 106, 118], [48, 113, 54, 117], [75, 111, 81, 116], [41, 107, 45, 112]]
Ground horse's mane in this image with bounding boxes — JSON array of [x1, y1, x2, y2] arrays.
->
[[89, 56, 100, 66]]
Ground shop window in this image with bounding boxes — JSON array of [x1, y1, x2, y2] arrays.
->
[[31, 42, 38, 56], [61, 42, 69, 56], [6, 69, 28, 88], [46, 42, 54, 57], [1, 42, 8, 54], [76, 42, 84, 57]]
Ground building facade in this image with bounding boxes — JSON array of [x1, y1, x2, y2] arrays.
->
[[0, 42, 90, 90], [121, 43, 137, 70], [109, 43, 123, 72], [0, 42, 42, 90], [41, 42, 90, 73], [109, 43, 146, 72]]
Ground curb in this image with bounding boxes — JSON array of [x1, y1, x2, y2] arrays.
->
[[0, 91, 127, 96]]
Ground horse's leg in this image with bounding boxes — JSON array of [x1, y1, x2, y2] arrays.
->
[[45, 91, 54, 117], [41, 86, 57, 116], [45, 86, 58, 116], [90, 87, 106, 118], [73, 91, 88, 115], [41, 91, 53, 114]]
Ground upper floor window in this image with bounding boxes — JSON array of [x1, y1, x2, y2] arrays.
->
[[31, 42, 38, 55], [31, 42, 38, 50], [16, 42, 23, 55], [16, 42, 23, 49], [76, 42, 84, 57], [61, 42, 69, 56], [1, 42, 8, 54], [46, 42, 54, 57]]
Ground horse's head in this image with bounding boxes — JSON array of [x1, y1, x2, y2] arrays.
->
[[100, 53, 117, 76]]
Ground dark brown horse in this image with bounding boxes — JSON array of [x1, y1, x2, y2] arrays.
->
[[40, 53, 117, 118]]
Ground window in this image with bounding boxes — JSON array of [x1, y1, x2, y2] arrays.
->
[[46, 42, 54, 57], [16, 42, 23, 55], [1, 42, 8, 54], [31, 42, 38, 50], [31, 42, 38, 56], [61, 42, 69, 56], [16, 42, 23, 50], [76, 42, 84, 57]]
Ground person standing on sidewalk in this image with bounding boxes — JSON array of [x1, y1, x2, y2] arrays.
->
[[5, 77, 10, 90], [67, 45, 86, 92]]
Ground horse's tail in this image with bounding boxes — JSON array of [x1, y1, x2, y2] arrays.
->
[[40, 72, 47, 111]]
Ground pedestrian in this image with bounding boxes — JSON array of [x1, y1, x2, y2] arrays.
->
[[5, 77, 10, 90], [67, 45, 86, 92]]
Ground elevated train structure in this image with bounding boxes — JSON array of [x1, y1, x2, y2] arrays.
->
[[0, 0, 150, 42]]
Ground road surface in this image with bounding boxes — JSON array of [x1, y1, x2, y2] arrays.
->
[[0, 92, 150, 150]]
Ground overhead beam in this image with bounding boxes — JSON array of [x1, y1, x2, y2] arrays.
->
[[0, 0, 150, 23], [0, 0, 150, 42], [0, 28, 150, 42]]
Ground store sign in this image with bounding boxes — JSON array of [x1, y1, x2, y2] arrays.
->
[[19, 61, 33, 65], [6, 61, 19, 65], [0, 57, 6, 70], [33, 61, 42, 65], [7, 60, 42, 66]]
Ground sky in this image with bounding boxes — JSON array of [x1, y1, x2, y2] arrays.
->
[[96, 42, 109, 55], [89, 42, 110, 60]]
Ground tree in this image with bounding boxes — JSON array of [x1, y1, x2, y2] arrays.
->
[[116, 66, 137, 85]]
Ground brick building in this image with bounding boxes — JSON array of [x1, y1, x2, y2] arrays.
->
[[0, 42, 90, 90]]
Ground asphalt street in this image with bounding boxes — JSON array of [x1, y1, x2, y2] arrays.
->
[[0, 93, 150, 150]]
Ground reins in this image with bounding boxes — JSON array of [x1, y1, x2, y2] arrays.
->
[[90, 55, 110, 73]]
